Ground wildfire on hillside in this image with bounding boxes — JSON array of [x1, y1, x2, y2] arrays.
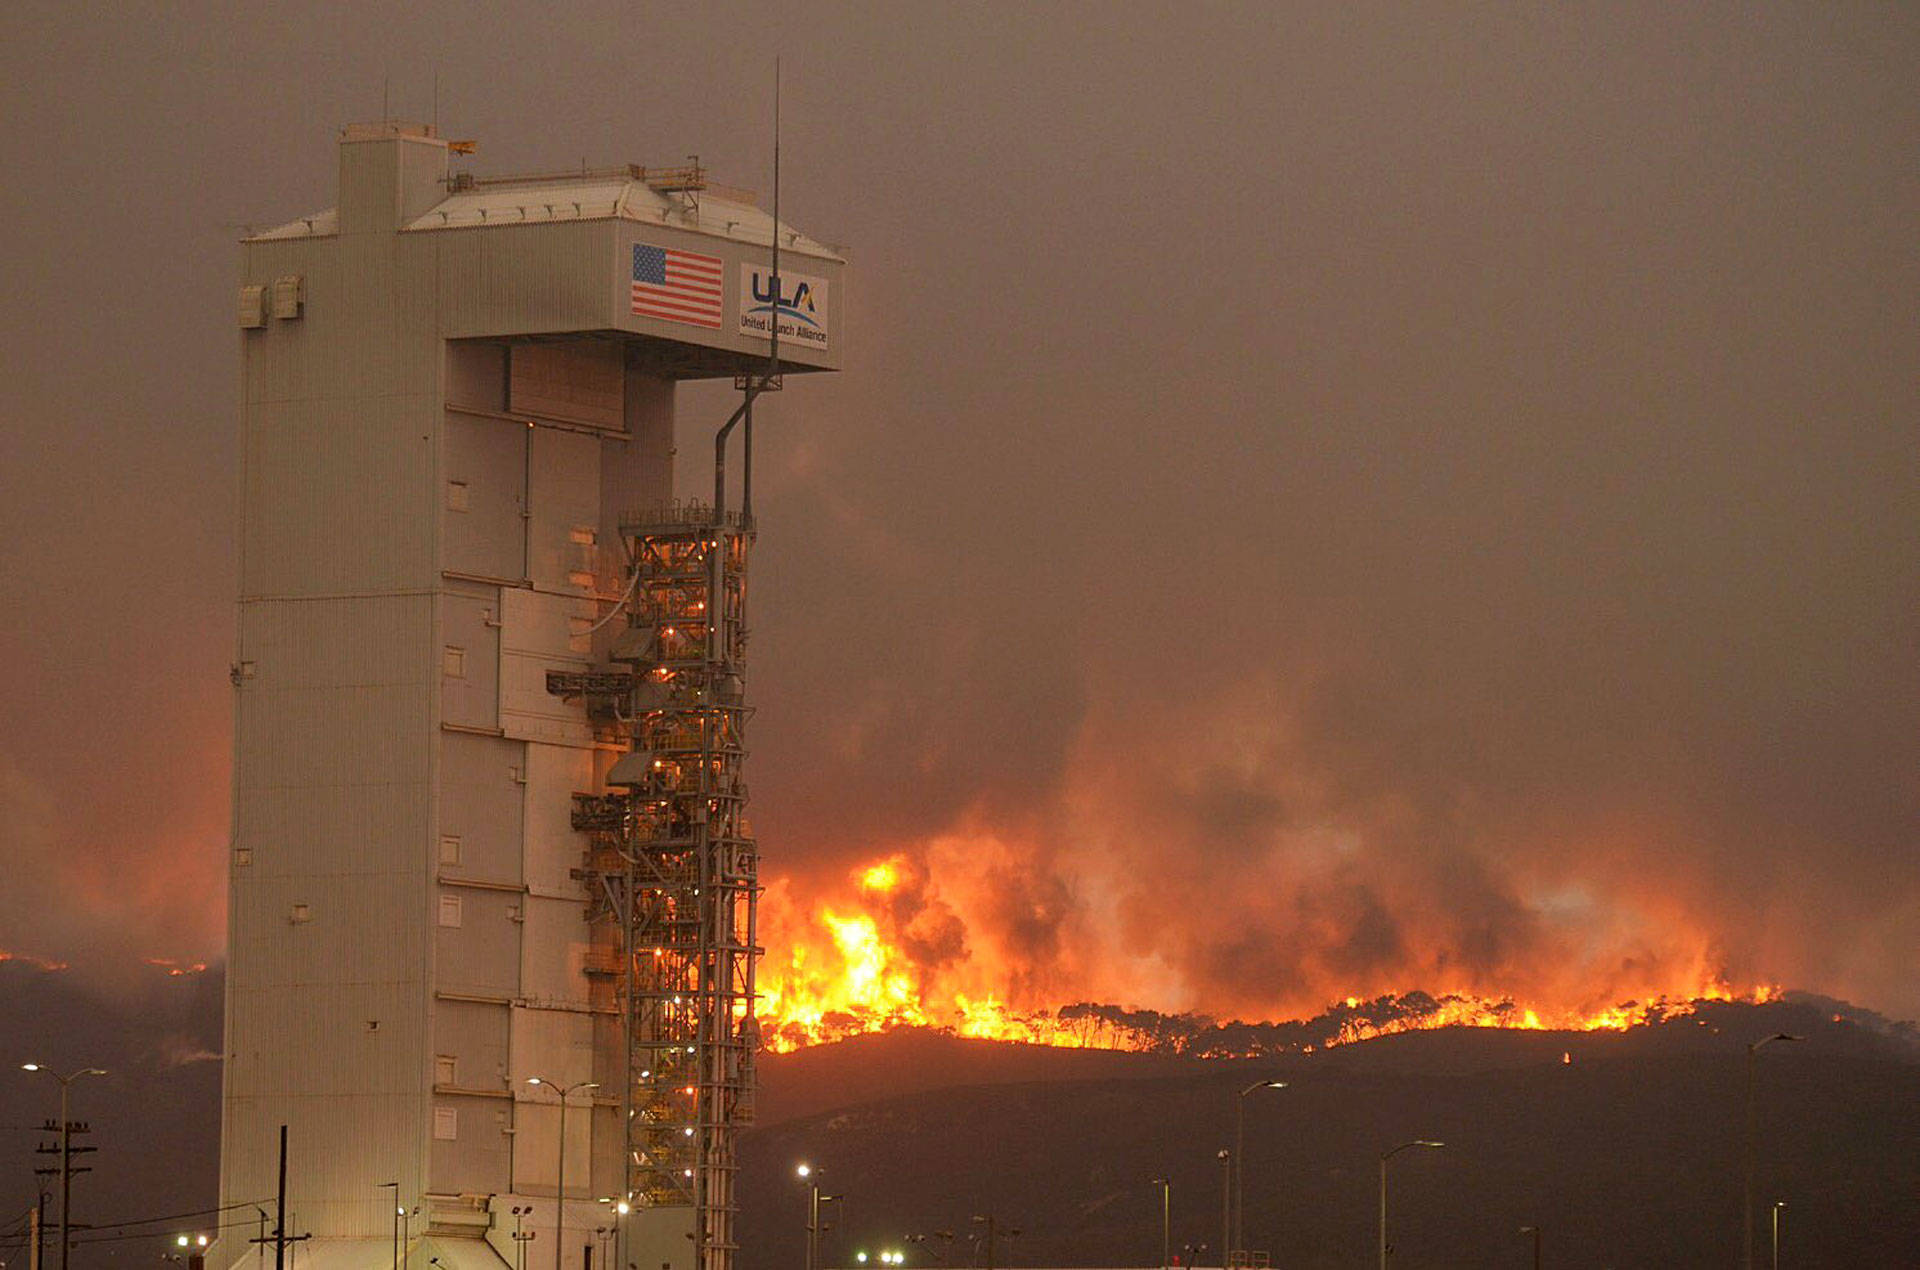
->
[[753, 852, 1780, 1055]]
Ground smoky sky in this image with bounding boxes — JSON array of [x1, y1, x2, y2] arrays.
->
[[1, 4, 1913, 1016]]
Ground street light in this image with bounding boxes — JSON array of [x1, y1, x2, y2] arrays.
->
[[593, 1197, 632, 1270], [1770, 1201, 1785, 1270], [1377, 1141, 1444, 1270], [798, 1164, 821, 1270], [526, 1077, 598, 1270], [509, 1206, 536, 1270], [1233, 1079, 1286, 1263], [1148, 1178, 1170, 1270], [378, 1183, 399, 1270], [797, 1166, 841, 1270], [1216, 1149, 1231, 1270], [20, 1063, 106, 1270], [1519, 1224, 1541, 1270], [611, 1198, 630, 1270], [1743, 1034, 1801, 1270]]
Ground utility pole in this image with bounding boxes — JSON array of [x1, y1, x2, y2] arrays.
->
[[23, 1064, 105, 1270], [249, 1126, 310, 1270], [278, 1124, 289, 1270], [968, 1215, 1017, 1270], [29, 1196, 45, 1270]]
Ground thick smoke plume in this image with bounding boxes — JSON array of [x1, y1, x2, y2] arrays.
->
[[0, 7, 1913, 1022]]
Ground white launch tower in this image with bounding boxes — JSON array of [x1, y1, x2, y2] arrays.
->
[[221, 121, 840, 1270]]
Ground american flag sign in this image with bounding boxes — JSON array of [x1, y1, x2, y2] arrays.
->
[[631, 243, 724, 329]]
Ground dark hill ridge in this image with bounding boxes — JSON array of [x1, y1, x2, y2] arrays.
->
[[741, 1002, 1919, 1269], [752, 993, 1918, 1126], [753, 1028, 1211, 1127]]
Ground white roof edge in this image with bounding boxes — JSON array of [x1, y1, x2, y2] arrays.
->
[[246, 208, 340, 241], [396, 181, 843, 262], [243, 184, 844, 262], [397, 212, 848, 265]]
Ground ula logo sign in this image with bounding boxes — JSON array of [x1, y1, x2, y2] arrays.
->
[[738, 265, 830, 351]]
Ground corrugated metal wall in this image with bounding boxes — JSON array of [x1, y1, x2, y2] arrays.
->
[[227, 126, 755, 1270]]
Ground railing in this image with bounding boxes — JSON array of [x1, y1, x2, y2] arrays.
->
[[621, 500, 754, 534]]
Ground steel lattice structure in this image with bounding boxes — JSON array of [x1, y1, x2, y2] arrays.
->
[[550, 501, 759, 1270]]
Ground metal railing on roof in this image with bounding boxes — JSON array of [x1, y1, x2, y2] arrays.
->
[[621, 500, 754, 534]]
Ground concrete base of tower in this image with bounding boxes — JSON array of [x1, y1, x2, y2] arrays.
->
[[624, 1209, 700, 1270], [220, 1235, 513, 1270]]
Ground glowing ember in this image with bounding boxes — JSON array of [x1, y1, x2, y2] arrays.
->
[[753, 856, 1784, 1055], [0, 950, 70, 972], [143, 957, 210, 976]]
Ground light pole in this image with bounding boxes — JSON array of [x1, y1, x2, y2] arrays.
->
[[401, 1205, 420, 1258], [1377, 1141, 1444, 1270], [798, 1164, 820, 1270], [378, 1183, 399, 1270], [510, 1206, 535, 1270], [21, 1063, 106, 1270], [1743, 1034, 1800, 1270], [527, 1077, 599, 1270], [1215, 1150, 1230, 1270], [1770, 1201, 1784, 1270], [1233, 1079, 1286, 1263], [1148, 1178, 1170, 1270], [797, 1165, 842, 1270], [1519, 1224, 1541, 1270]]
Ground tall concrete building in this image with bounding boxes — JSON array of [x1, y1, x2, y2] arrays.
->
[[222, 121, 840, 1270]]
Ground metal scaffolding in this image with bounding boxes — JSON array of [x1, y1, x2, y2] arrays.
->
[[549, 500, 760, 1270]]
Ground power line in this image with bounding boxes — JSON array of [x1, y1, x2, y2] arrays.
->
[[73, 1200, 276, 1238], [0, 1200, 279, 1254], [70, 1217, 264, 1247]]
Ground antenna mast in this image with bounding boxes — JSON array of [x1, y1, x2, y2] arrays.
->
[[717, 61, 785, 520], [742, 60, 781, 521], [769, 57, 782, 379]]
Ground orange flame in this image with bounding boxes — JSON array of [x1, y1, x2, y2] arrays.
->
[[754, 854, 1782, 1055]]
